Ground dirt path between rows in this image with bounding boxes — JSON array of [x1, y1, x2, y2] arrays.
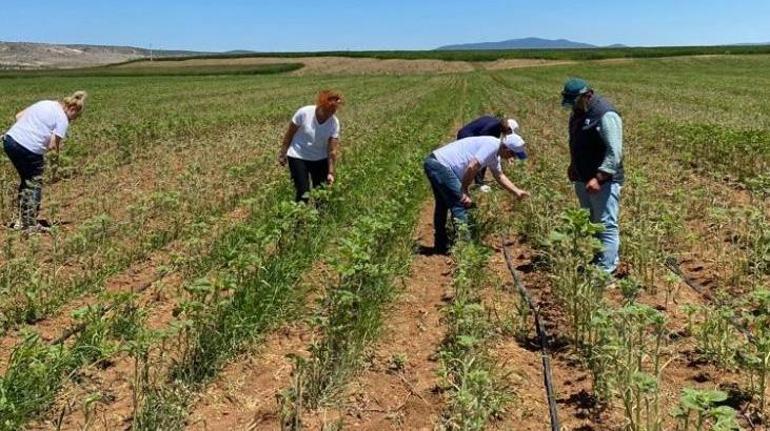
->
[[184, 200, 450, 431], [182, 258, 333, 431], [485, 240, 595, 430], [307, 200, 451, 430]]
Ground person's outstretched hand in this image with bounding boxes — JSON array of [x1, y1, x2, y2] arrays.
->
[[514, 188, 530, 199]]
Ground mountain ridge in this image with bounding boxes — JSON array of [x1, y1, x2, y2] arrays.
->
[[437, 37, 605, 50]]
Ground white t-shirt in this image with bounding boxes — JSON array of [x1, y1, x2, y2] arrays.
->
[[433, 136, 503, 180], [6, 100, 69, 155], [286, 105, 340, 161]]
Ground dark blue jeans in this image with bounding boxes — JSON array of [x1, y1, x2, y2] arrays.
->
[[3, 134, 45, 227], [423, 154, 468, 251]]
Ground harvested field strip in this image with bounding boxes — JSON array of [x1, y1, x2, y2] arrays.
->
[[0, 63, 304, 78], [118, 46, 770, 63], [0, 77, 442, 430]]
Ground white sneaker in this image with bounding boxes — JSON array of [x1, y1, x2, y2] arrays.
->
[[479, 185, 492, 193]]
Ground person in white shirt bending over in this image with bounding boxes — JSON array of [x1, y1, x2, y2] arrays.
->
[[278, 90, 342, 202], [423, 133, 530, 254], [3, 91, 87, 232]]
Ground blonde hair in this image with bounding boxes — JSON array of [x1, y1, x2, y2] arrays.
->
[[62, 90, 88, 112]]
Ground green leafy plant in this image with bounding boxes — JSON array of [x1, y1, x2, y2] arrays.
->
[[692, 304, 740, 369], [545, 208, 607, 348], [673, 388, 740, 431]]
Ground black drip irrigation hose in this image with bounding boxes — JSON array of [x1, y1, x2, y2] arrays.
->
[[502, 240, 562, 431], [664, 257, 757, 344]]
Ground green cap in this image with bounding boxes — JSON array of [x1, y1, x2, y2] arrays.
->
[[561, 78, 590, 107]]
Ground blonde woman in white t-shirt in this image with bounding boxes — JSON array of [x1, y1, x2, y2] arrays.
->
[[278, 90, 342, 202], [3, 90, 87, 232]]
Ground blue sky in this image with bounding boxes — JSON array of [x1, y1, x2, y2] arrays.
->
[[2, 0, 768, 52]]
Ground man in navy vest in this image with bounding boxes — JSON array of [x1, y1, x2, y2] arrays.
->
[[562, 78, 624, 274], [457, 116, 522, 188]]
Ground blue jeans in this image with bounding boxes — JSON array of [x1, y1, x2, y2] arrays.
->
[[424, 154, 467, 251], [3, 134, 45, 227], [574, 181, 621, 273]]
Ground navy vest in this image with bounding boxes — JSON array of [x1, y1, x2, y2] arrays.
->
[[457, 115, 503, 140], [568, 95, 624, 184]]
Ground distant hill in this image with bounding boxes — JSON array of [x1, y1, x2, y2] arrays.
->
[[732, 42, 770, 46], [223, 50, 257, 55], [0, 41, 208, 69], [437, 37, 599, 51]]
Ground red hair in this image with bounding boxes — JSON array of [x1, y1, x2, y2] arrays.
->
[[316, 90, 343, 107]]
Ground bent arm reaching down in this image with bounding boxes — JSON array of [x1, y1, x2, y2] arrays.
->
[[454, 158, 481, 207], [48, 134, 63, 152], [327, 137, 339, 184], [461, 158, 481, 193], [278, 122, 299, 166], [492, 169, 530, 199]]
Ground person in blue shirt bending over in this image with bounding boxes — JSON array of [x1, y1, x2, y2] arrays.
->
[[456, 115, 523, 189]]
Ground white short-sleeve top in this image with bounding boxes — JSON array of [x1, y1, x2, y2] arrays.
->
[[433, 136, 503, 180], [286, 105, 340, 161], [6, 100, 69, 155]]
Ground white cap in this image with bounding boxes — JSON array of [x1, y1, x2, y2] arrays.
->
[[502, 132, 527, 160], [502, 132, 525, 150], [506, 119, 520, 134]]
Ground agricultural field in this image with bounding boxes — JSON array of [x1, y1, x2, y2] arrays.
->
[[0, 53, 768, 431]]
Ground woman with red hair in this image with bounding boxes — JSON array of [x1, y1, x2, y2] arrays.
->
[[278, 90, 342, 202]]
